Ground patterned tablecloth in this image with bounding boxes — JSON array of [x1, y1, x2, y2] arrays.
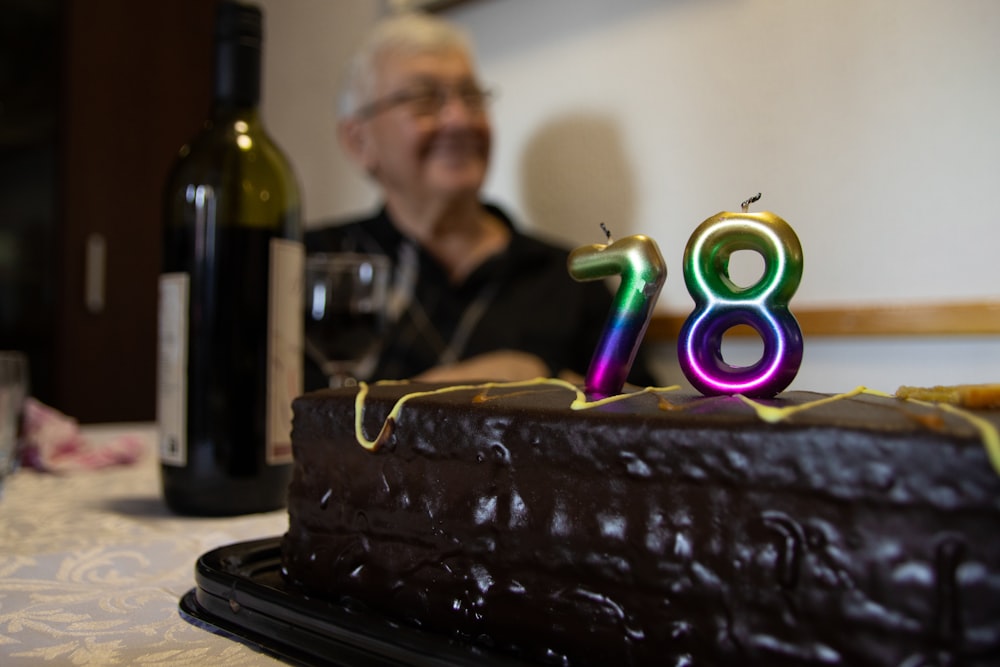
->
[[0, 423, 289, 666]]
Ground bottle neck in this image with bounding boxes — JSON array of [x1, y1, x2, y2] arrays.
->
[[212, 29, 261, 110]]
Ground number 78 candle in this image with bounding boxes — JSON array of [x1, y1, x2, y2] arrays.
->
[[568, 229, 666, 398]]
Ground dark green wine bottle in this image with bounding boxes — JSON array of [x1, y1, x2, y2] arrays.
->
[[158, 1, 302, 516]]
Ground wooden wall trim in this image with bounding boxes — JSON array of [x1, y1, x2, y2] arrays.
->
[[646, 300, 1000, 340]]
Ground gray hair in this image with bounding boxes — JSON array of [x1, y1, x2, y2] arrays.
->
[[338, 12, 475, 118]]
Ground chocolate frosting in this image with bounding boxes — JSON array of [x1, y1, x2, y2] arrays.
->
[[282, 383, 1000, 666]]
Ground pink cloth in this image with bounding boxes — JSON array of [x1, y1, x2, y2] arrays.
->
[[20, 398, 145, 472]]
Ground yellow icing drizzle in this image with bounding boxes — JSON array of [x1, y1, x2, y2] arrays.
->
[[737, 386, 889, 423], [895, 396, 1000, 478], [738, 386, 1000, 478], [568, 385, 682, 410], [350, 380, 1000, 477], [353, 379, 681, 450], [355, 378, 570, 451]]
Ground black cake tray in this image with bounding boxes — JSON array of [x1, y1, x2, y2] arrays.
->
[[179, 537, 529, 667]]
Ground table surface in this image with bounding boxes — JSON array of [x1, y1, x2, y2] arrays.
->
[[0, 423, 289, 666]]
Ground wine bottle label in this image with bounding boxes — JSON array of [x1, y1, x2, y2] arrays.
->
[[267, 238, 304, 465], [158, 272, 189, 466]]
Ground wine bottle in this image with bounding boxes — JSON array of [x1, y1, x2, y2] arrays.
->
[[157, 1, 302, 516]]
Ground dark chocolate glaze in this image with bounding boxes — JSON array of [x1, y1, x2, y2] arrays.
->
[[282, 384, 1000, 666]]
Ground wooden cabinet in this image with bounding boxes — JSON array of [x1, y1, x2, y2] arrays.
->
[[1, 0, 216, 422]]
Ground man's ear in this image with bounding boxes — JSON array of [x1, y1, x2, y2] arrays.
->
[[338, 117, 376, 173]]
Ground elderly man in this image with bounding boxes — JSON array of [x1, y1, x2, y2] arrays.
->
[[305, 11, 656, 388]]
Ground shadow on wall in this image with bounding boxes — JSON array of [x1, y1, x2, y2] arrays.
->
[[518, 112, 638, 246]]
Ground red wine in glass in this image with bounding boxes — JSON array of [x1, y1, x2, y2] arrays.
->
[[304, 253, 391, 387]]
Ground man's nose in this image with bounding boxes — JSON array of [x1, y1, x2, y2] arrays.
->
[[436, 93, 482, 125]]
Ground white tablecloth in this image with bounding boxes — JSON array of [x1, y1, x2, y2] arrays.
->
[[0, 424, 289, 666]]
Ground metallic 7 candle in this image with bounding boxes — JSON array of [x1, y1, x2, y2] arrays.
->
[[569, 230, 666, 398], [678, 195, 804, 398]]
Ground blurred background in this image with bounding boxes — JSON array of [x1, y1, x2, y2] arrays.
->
[[2, 0, 997, 423]]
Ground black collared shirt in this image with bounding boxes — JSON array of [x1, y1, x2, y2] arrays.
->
[[304, 203, 656, 390]]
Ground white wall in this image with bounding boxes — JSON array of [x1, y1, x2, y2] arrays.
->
[[256, 0, 382, 225], [256, 0, 1000, 392]]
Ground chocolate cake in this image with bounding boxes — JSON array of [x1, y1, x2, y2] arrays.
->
[[281, 380, 1000, 666]]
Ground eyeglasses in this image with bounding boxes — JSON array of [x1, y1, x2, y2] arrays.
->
[[356, 81, 493, 119]]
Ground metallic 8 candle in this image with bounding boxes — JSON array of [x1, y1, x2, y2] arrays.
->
[[569, 230, 666, 398], [678, 195, 804, 398]]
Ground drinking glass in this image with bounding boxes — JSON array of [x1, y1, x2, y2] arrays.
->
[[304, 253, 391, 388], [0, 351, 29, 498]]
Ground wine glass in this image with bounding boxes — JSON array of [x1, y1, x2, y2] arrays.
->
[[0, 351, 28, 499], [304, 253, 392, 388]]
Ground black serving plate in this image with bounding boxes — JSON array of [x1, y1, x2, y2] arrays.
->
[[180, 536, 530, 667]]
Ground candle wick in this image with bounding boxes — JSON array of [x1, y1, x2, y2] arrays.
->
[[741, 192, 762, 213], [600, 222, 614, 243]]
